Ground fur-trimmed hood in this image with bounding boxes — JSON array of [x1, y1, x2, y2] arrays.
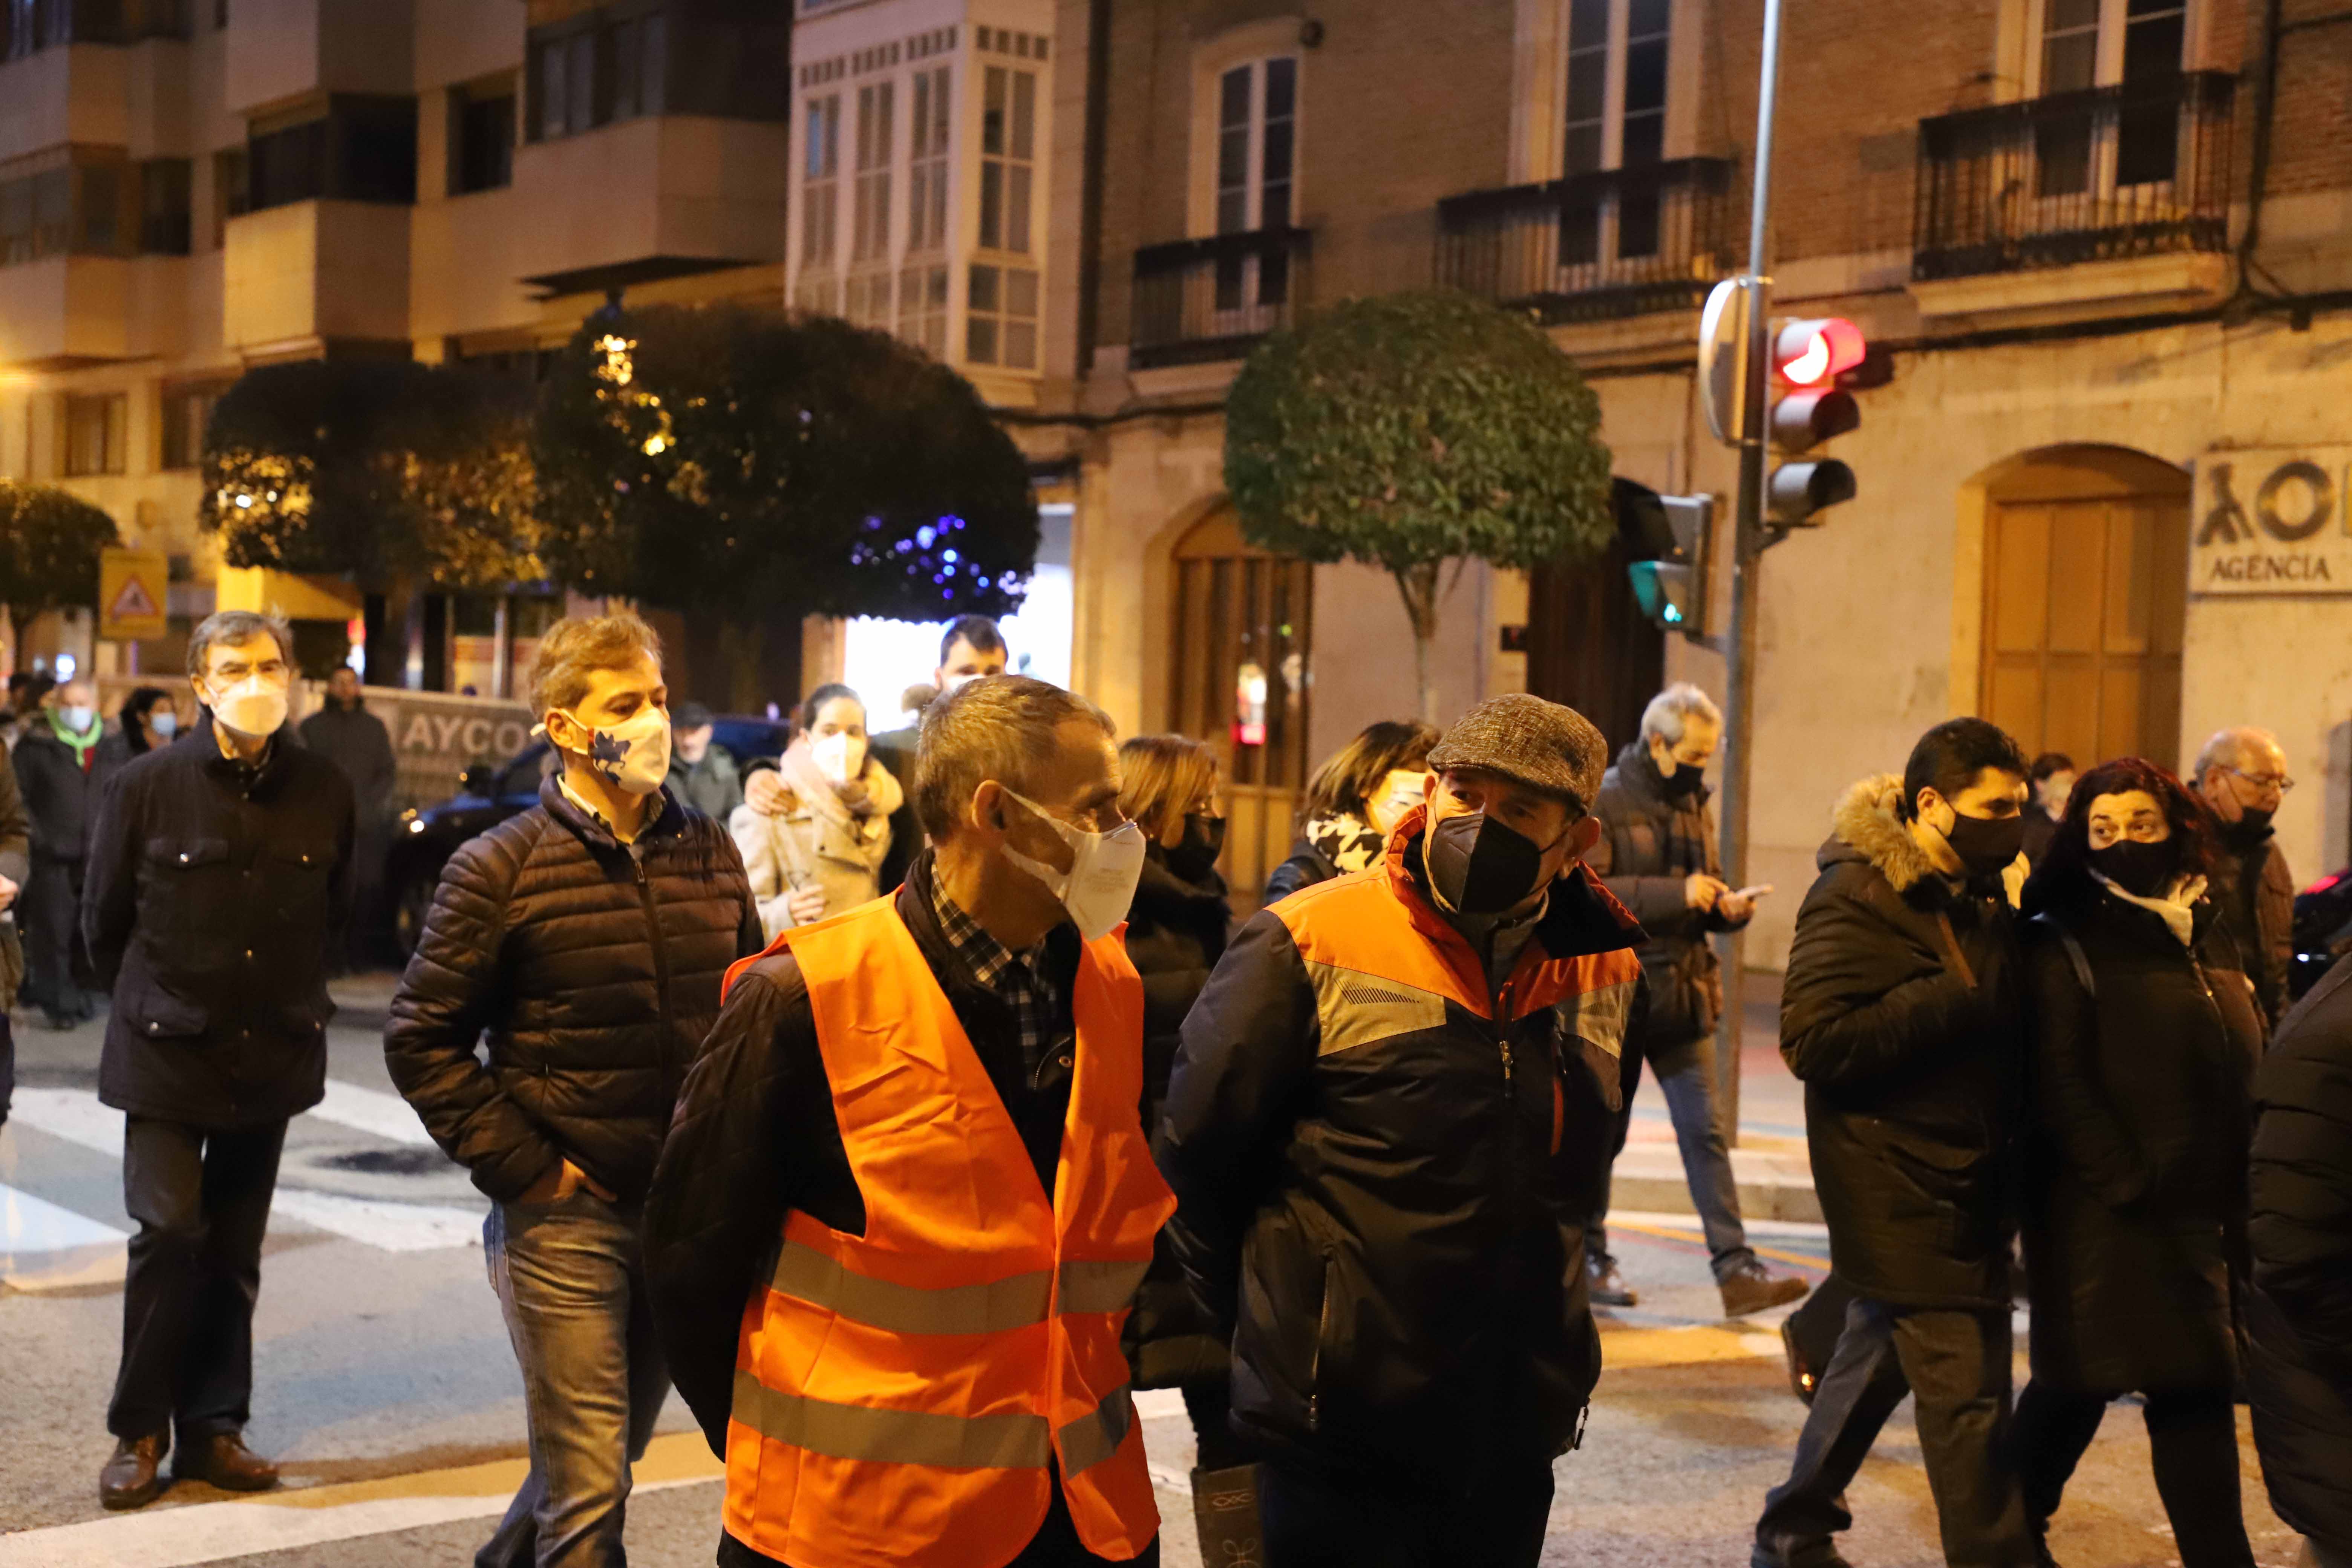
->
[[1822, 773, 1940, 894]]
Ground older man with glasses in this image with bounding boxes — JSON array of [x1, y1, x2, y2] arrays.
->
[[2193, 726, 2297, 1028]]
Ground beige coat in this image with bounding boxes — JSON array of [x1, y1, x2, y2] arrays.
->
[[729, 747, 903, 940]]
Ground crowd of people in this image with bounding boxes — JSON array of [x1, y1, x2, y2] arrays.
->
[[13, 601, 2351, 1568]]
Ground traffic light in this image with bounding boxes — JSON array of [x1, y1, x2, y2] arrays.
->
[[1620, 480, 1715, 640], [1767, 318, 1864, 525]]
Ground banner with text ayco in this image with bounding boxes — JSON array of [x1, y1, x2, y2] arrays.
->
[[2192, 447, 2352, 594]]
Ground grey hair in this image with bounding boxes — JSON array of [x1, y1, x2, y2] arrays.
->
[[2193, 726, 2280, 779], [1639, 682, 1723, 746], [914, 674, 1117, 840], [186, 609, 293, 680]]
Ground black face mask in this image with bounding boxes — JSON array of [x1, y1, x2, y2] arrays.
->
[[1939, 807, 2026, 880], [1426, 810, 1555, 916], [2226, 806, 2276, 845], [1661, 763, 1707, 799], [1167, 813, 1225, 880], [2091, 839, 2177, 898]]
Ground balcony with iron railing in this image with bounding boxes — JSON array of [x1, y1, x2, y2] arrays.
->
[[1434, 157, 1735, 325], [1129, 227, 1311, 370], [1913, 72, 2234, 283]]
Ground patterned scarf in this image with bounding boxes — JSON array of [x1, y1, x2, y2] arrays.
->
[[1304, 812, 1386, 877]]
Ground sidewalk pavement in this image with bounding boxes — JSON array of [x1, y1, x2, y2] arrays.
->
[[1608, 971, 1821, 1223]]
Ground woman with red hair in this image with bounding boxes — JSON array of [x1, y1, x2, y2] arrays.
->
[[2013, 756, 2265, 1566]]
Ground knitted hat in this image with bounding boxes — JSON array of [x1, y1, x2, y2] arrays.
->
[[1426, 694, 1608, 815]]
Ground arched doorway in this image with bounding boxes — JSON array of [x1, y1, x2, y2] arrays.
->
[[1977, 444, 2190, 767], [1167, 507, 1313, 900], [1525, 497, 1665, 751]]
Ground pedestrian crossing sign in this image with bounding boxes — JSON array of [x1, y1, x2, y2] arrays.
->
[[100, 547, 168, 641]]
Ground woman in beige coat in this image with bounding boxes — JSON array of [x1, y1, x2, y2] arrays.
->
[[729, 684, 902, 939]]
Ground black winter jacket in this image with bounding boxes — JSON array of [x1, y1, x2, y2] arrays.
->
[[1262, 837, 1335, 905], [1779, 774, 2024, 1310], [2018, 879, 2262, 1394], [0, 754, 31, 1114], [1588, 742, 1743, 1048], [2247, 956, 2352, 1554], [644, 852, 1088, 1464], [83, 715, 355, 1129], [1159, 825, 1643, 1487], [2212, 821, 2296, 1027], [300, 701, 399, 823], [384, 775, 761, 1205], [1122, 844, 1232, 1389], [16, 721, 115, 861]]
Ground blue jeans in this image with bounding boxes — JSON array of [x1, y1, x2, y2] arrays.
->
[[478, 1189, 669, 1568], [1592, 1032, 1755, 1282]]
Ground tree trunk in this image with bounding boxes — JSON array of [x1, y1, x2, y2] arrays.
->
[[723, 618, 769, 714], [1393, 562, 1443, 724]]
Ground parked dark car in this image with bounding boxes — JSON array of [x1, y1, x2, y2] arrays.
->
[[2291, 866, 2352, 1001], [387, 716, 789, 957]]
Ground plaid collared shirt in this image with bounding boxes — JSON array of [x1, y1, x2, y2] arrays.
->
[[931, 880, 1071, 1085]]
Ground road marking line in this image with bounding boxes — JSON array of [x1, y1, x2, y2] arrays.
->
[[0, 1431, 723, 1568], [0, 1180, 129, 1290], [1610, 1216, 1833, 1275], [1599, 1323, 1787, 1368], [6, 1089, 482, 1253], [306, 1081, 434, 1147]]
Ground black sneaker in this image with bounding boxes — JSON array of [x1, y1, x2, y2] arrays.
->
[[1587, 1252, 1638, 1307]]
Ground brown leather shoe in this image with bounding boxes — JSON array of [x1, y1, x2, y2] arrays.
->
[[176, 1430, 279, 1492], [1720, 1261, 1811, 1318], [99, 1433, 169, 1510]]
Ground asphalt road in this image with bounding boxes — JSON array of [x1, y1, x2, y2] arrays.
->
[[0, 994, 2317, 1568]]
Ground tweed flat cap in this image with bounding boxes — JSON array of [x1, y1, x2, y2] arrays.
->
[[1427, 694, 1608, 813]]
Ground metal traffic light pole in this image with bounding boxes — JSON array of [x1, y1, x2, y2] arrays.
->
[[1712, 0, 1786, 1144]]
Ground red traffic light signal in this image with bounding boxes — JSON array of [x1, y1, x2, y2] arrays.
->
[[1772, 318, 1867, 388]]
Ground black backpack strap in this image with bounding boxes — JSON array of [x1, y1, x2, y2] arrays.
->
[[2029, 911, 2095, 998]]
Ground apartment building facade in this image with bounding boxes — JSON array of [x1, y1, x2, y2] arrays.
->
[[1046, 0, 2352, 941], [0, 0, 793, 691]]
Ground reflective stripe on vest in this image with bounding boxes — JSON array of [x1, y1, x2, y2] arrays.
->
[[766, 1242, 1153, 1334], [722, 896, 1172, 1568], [731, 1367, 1141, 1478]]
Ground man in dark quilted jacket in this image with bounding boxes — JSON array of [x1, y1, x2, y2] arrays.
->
[[386, 611, 761, 1568]]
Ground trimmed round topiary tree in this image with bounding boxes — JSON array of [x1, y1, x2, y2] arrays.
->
[[1223, 290, 1615, 720]]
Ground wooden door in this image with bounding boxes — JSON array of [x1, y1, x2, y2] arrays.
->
[[1526, 527, 1664, 754], [1168, 510, 1313, 902], [1981, 468, 2188, 767]]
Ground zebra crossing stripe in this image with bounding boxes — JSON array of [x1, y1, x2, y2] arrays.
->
[[5, 1088, 483, 1253], [0, 1179, 129, 1290]]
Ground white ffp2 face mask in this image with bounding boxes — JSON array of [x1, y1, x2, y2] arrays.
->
[[999, 788, 1147, 942], [812, 731, 866, 786], [208, 676, 289, 740], [555, 704, 672, 796]]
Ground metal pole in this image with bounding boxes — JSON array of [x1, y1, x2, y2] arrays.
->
[[1712, 0, 1785, 1145]]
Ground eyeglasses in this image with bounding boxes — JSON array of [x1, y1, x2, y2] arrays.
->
[[2225, 767, 2295, 794]]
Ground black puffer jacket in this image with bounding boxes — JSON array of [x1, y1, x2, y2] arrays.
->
[[1122, 843, 1232, 1389], [1779, 774, 2023, 1310], [1160, 821, 1643, 1485], [83, 715, 354, 1129], [384, 775, 761, 1204], [2018, 879, 2262, 1394], [2247, 956, 2352, 1554], [1262, 837, 1335, 905], [1588, 741, 1742, 1048]]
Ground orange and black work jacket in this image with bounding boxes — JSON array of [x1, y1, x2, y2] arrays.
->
[[1158, 813, 1645, 1487], [655, 865, 1173, 1568]]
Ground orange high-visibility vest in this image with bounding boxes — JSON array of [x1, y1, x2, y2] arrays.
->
[[718, 895, 1174, 1568]]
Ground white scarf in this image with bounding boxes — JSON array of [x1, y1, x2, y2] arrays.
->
[[2091, 870, 2205, 948]]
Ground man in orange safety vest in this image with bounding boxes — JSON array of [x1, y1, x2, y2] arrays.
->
[[646, 672, 1172, 1568]]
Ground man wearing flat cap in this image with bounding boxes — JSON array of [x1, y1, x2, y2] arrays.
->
[[1159, 694, 1646, 1567]]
